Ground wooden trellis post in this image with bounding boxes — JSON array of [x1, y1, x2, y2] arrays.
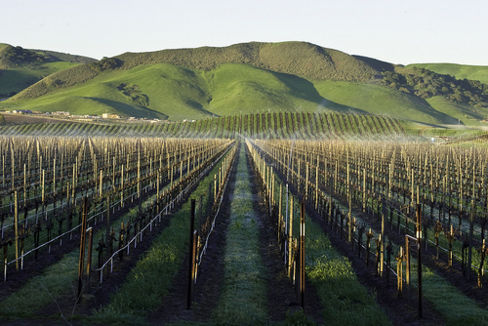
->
[[77, 198, 88, 298], [278, 184, 282, 244], [478, 239, 486, 288], [380, 198, 385, 277], [187, 199, 196, 309], [397, 246, 404, 297], [299, 201, 305, 308], [14, 191, 19, 271], [288, 196, 294, 277], [213, 175, 217, 204], [86, 227, 93, 279], [347, 163, 352, 243], [405, 236, 410, 286], [315, 156, 319, 210], [447, 224, 454, 267], [416, 203, 423, 319], [366, 228, 373, 266], [99, 169, 103, 198]]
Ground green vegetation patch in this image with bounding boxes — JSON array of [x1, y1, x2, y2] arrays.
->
[[290, 206, 391, 325], [313, 80, 454, 124], [0, 201, 153, 318], [408, 264, 488, 326], [211, 146, 268, 325], [94, 153, 229, 322], [409, 63, 488, 84], [426, 96, 488, 126]]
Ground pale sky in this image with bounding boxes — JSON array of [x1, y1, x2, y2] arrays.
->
[[1, 0, 486, 65]]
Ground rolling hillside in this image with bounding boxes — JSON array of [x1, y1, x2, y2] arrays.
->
[[1, 41, 487, 124], [409, 63, 488, 84], [0, 62, 456, 122], [0, 43, 96, 98]]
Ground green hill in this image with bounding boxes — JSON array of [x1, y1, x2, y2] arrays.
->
[[0, 43, 95, 98], [409, 63, 488, 84], [2, 41, 488, 124], [426, 96, 488, 126], [9, 42, 381, 101], [313, 80, 457, 124], [1, 62, 458, 122]]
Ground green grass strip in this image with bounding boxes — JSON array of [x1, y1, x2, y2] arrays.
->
[[92, 151, 230, 323], [304, 214, 392, 326], [409, 263, 488, 326], [211, 146, 268, 325], [0, 199, 154, 318], [260, 144, 392, 326]]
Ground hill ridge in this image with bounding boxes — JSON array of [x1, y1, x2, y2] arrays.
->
[[2, 41, 488, 124], [0, 43, 95, 68]]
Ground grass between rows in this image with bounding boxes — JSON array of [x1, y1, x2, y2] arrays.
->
[[261, 146, 392, 325], [210, 146, 268, 325], [303, 214, 392, 326], [0, 151, 225, 321], [408, 263, 488, 325], [0, 193, 156, 319], [331, 180, 488, 324], [89, 150, 231, 324]]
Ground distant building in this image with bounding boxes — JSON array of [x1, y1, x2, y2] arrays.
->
[[12, 110, 32, 114], [54, 111, 70, 116], [102, 113, 120, 119]]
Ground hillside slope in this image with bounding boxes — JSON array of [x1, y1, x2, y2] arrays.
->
[[409, 63, 488, 84], [9, 42, 382, 102], [2, 62, 462, 122], [2, 41, 488, 124], [0, 43, 95, 97]]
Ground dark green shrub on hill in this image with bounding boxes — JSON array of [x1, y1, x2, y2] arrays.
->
[[95, 57, 123, 71], [0, 46, 52, 67], [382, 66, 488, 107]]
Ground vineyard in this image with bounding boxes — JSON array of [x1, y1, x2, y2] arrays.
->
[[246, 138, 488, 325], [1, 113, 488, 325], [0, 111, 406, 139]]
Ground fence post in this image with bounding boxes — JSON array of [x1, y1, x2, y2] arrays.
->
[[187, 199, 196, 309], [405, 236, 410, 286], [416, 204, 423, 319], [299, 201, 305, 308], [288, 196, 294, 277], [3, 242, 8, 282], [106, 195, 111, 242], [380, 198, 385, 277], [86, 227, 93, 279], [397, 246, 403, 297], [77, 197, 88, 298], [14, 191, 19, 271]]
